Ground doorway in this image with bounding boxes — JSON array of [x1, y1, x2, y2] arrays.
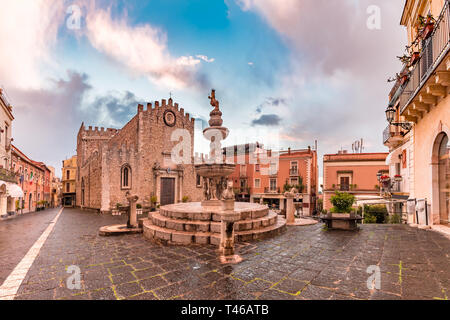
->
[[160, 178, 175, 206]]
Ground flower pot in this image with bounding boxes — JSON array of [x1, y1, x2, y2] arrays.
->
[[421, 23, 434, 40], [400, 75, 409, 85], [410, 52, 420, 66]]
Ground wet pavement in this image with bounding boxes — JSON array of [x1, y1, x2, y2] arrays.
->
[[0, 209, 60, 285], [1, 208, 449, 300]]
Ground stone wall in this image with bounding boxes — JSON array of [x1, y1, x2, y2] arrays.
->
[[76, 98, 203, 212]]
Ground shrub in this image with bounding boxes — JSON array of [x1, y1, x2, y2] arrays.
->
[[364, 204, 388, 223], [330, 192, 355, 213], [364, 214, 377, 224], [150, 196, 158, 205], [136, 203, 142, 209], [388, 214, 402, 224], [116, 203, 122, 209], [182, 196, 190, 203]]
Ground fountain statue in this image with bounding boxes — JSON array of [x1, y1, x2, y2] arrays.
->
[[142, 90, 287, 262]]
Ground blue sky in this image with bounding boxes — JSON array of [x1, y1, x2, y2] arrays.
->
[[0, 0, 407, 178]]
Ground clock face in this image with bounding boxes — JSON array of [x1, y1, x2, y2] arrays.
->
[[163, 110, 176, 127]]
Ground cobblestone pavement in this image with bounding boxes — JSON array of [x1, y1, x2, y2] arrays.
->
[[0, 209, 61, 285], [1, 208, 449, 300]]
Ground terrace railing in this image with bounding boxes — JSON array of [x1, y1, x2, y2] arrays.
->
[[396, 1, 450, 113]]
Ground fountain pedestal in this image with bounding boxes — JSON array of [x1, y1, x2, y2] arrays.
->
[[127, 194, 139, 228]]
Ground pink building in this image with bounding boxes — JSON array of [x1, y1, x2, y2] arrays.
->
[[323, 151, 389, 211]]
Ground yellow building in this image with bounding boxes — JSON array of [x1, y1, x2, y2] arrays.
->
[[62, 156, 77, 207], [384, 0, 450, 226]]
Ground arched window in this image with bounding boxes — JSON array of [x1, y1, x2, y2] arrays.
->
[[439, 133, 449, 224], [121, 165, 131, 189], [81, 178, 85, 206]]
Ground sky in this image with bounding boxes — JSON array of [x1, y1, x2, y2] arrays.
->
[[0, 0, 407, 179]]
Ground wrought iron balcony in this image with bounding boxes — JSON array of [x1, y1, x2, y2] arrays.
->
[[264, 187, 280, 194], [383, 125, 406, 145], [389, 1, 450, 118], [289, 168, 299, 176], [0, 168, 18, 184]]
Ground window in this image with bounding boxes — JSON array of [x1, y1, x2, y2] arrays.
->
[[340, 177, 350, 191], [66, 183, 70, 193], [290, 161, 298, 174], [269, 162, 278, 175], [254, 178, 261, 188], [196, 174, 202, 187], [66, 170, 70, 180], [255, 164, 260, 172], [439, 134, 449, 224], [290, 178, 298, 185], [270, 178, 277, 191], [121, 165, 131, 189]]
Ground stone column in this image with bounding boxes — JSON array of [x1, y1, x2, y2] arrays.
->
[[126, 194, 139, 228], [284, 188, 298, 225]]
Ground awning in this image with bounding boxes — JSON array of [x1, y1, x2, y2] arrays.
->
[[6, 183, 24, 198], [385, 145, 403, 165]]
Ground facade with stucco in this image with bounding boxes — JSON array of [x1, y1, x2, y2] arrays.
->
[[384, 0, 450, 225]]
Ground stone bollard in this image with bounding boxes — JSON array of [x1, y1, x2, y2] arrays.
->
[[126, 193, 139, 229], [284, 187, 298, 225], [219, 181, 242, 264]]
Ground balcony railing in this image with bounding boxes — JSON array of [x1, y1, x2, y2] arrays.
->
[[0, 168, 18, 184], [289, 168, 298, 176], [391, 1, 450, 113], [264, 187, 281, 194], [383, 124, 406, 144]]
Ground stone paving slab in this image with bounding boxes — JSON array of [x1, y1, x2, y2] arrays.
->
[[1, 208, 449, 300]]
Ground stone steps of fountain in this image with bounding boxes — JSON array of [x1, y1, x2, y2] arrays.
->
[[159, 205, 269, 222], [142, 216, 286, 245], [150, 211, 278, 233]]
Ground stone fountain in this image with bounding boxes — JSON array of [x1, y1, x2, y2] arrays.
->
[[143, 90, 286, 262]]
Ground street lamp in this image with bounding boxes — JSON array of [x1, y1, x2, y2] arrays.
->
[[385, 106, 413, 131]]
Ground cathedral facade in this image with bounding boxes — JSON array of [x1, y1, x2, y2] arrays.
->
[[76, 98, 203, 213]]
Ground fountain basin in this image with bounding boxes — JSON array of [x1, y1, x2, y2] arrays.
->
[[143, 202, 286, 245], [194, 163, 236, 178]]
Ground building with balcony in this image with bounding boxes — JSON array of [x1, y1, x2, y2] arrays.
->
[[11, 145, 50, 214], [323, 151, 389, 211], [0, 88, 23, 219], [226, 143, 319, 216], [62, 155, 77, 207], [384, 0, 450, 225]]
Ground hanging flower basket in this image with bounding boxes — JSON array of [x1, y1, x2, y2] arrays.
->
[[421, 22, 435, 40], [380, 175, 391, 186], [394, 175, 403, 182], [410, 52, 420, 66]]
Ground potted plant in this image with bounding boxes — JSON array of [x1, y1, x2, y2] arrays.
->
[[150, 196, 158, 212], [112, 203, 121, 216], [410, 51, 420, 66], [136, 203, 143, 215], [418, 14, 436, 40], [394, 174, 403, 182], [182, 196, 190, 203], [330, 191, 356, 219]]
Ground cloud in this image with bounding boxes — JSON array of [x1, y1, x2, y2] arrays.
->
[[251, 114, 281, 126], [237, 0, 406, 160], [9, 70, 146, 177], [255, 97, 286, 113], [0, 0, 65, 89], [10, 71, 91, 175], [196, 55, 215, 63], [84, 6, 210, 90], [86, 91, 143, 128]]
